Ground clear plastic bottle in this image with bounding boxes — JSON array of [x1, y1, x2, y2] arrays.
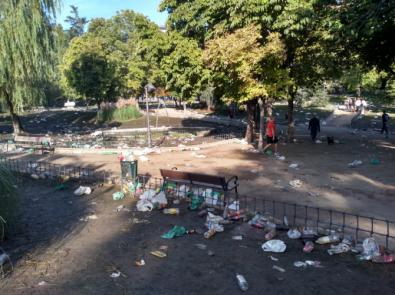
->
[[236, 273, 249, 291], [163, 208, 180, 215]]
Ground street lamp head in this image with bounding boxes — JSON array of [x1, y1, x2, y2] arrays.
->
[[145, 83, 156, 93]]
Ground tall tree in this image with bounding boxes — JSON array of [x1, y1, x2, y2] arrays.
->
[[0, 0, 58, 134], [204, 25, 287, 143], [65, 5, 88, 40], [161, 33, 209, 103]]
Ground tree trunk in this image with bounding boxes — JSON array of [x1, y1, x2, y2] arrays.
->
[[258, 98, 265, 150], [245, 100, 256, 144], [4, 91, 24, 135], [380, 77, 388, 90], [287, 98, 294, 143]]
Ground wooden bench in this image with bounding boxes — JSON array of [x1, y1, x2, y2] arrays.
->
[[14, 135, 55, 154], [160, 169, 239, 204]]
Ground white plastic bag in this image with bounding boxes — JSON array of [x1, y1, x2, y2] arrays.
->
[[228, 201, 240, 211], [362, 237, 380, 258], [136, 199, 153, 212], [287, 229, 302, 239], [152, 191, 168, 205], [262, 240, 286, 253], [140, 189, 156, 201], [74, 186, 92, 196]]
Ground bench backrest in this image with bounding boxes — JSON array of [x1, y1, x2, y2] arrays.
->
[[160, 169, 227, 190], [14, 135, 51, 144]]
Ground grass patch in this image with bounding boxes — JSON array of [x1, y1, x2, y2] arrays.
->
[[98, 105, 142, 122], [0, 164, 18, 241]]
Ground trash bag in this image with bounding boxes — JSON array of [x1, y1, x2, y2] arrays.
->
[[362, 237, 380, 258], [140, 189, 157, 201], [287, 229, 302, 239], [262, 240, 286, 253], [112, 192, 125, 201], [152, 191, 168, 205], [206, 212, 224, 232], [189, 195, 204, 210], [74, 186, 92, 196], [161, 226, 187, 239], [228, 201, 240, 211], [136, 199, 153, 212], [327, 239, 352, 255]]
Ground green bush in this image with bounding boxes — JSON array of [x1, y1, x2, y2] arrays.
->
[[98, 105, 142, 122], [0, 164, 18, 241]]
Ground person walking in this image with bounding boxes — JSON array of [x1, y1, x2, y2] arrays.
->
[[381, 110, 390, 138], [308, 115, 321, 142], [262, 116, 278, 154]]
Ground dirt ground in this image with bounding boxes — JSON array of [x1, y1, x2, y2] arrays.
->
[[1, 109, 395, 294], [1, 178, 395, 295], [6, 122, 395, 220]]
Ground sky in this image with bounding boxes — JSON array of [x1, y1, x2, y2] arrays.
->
[[57, 0, 168, 28]]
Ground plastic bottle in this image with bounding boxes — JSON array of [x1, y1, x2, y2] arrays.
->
[[236, 273, 249, 291], [204, 228, 216, 239], [315, 234, 340, 244], [303, 241, 315, 253], [163, 208, 180, 215], [372, 254, 395, 263]]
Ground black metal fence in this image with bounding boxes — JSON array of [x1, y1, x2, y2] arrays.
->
[[135, 175, 395, 252], [0, 157, 114, 184], [2, 157, 394, 252]]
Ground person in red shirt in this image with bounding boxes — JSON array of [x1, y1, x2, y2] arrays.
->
[[262, 116, 278, 154]]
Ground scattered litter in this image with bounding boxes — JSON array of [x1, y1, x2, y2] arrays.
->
[[305, 260, 322, 268], [294, 261, 307, 268], [150, 251, 167, 258], [228, 201, 240, 211], [316, 234, 340, 244], [370, 159, 380, 165], [348, 160, 362, 168], [87, 214, 98, 220], [161, 226, 187, 239], [38, 281, 47, 286], [136, 199, 153, 212], [152, 191, 168, 206], [303, 241, 315, 253], [31, 174, 39, 180], [272, 265, 286, 272], [236, 273, 249, 291], [74, 186, 92, 196], [372, 254, 395, 263], [207, 250, 215, 256], [289, 179, 302, 188], [315, 139, 322, 144], [269, 255, 279, 261], [277, 156, 286, 161], [195, 243, 207, 250], [283, 216, 289, 227], [163, 208, 180, 215], [191, 152, 207, 158], [327, 239, 352, 255], [287, 229, 301, 239], [131, 218, 150, 224], [232, 235, 243, 240], [115, 205, 130, 212], [112, 192, 125, 201], [357, 237, 380, 260], [265, 229, 276, 240], [289, 163, 299, 169], [110, 271, 121, 278], [159, 245, 168, 251], [308, 192, 320, 197], [135, 259, 145, 267], [262, 240, 286, 253]]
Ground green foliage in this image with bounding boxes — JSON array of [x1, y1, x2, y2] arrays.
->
[[61, 36, 119, 107], [0, 0, 58, 118], [204, 25, 287, 104], [65, 5, 88, 40], [161, 33, 208, 101], [97, 105, 142, 122], [0, 164, 17, 240]]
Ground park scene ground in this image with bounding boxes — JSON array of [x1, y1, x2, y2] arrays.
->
[[1, 1, 395, 295]]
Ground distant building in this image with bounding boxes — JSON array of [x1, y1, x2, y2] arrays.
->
[[159, 26, 167, 33]]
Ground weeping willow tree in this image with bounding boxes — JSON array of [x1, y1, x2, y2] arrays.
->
[[0, 0, 58, 134]]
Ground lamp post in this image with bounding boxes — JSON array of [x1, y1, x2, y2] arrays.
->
[[144, 83, 156, 148]]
